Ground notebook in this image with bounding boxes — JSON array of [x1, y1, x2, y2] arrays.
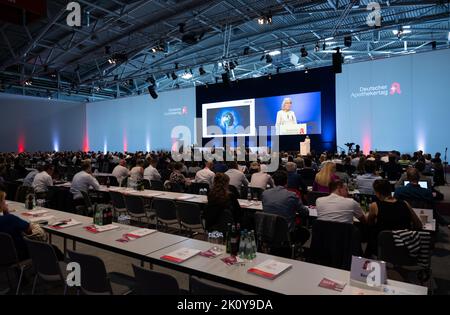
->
[[84, 224, 120, 233], [247, 259, 292, 279], [161, 248, 200, 263], [49, 219, 82, 229]]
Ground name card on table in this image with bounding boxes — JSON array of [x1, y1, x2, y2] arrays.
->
[[161, 248, 201, 263], [248, 259, 292, 280], [350, 256, 387, 288]]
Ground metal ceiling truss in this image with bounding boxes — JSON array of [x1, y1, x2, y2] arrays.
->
[[0, 0, 449, 101]]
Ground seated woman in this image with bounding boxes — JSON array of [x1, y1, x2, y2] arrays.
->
[[204, 173, 241, 233], [312, 162, 339, 193], [366, 179, 423, 256], [128, 159, 144, 188]]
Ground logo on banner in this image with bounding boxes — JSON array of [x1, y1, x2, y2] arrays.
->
[[390, 82, 402, 95]]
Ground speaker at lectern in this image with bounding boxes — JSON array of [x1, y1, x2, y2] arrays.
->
[[300, 136, 311, 156]]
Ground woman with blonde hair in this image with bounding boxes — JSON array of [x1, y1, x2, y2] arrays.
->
[[276, 97, 297, 126], [313, 162, 339, 193]]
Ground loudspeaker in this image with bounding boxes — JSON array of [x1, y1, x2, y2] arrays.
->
[[222, 72, 230, 86], [344, 36, 352, 48], [332, 51, 342, 73], [148, 86, 158, 99]]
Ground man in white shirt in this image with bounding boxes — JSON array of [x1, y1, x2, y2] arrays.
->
[[144, 159, 161, 181], [316, 180, 366, 224], [225, 162, 249, 194], [195, 161, 215, 187], [70, 162, 101, 201], [32, 165, 54, 193], [112, 159, 129, 184], [249, 163, 274, 190], [355, 160, 382, 194]]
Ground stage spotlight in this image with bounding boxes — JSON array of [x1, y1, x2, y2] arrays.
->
[[300, 46, 308, 58], [305, 68, 309, 74], [344, 35, 352, 47], [260, 54, 266, 61], [146, 75, 156, 85], [199, 66, 206, 75], [266, 54, 273, 63], [243, 47, 250, 55], [314, 42, 320, 52], [104, 46, 111, 55], [431, 41, 437, 50], [229, 61, 236, 70], [268, 73, 272, 80], [323, 42, 327, 50], [148, 85, 158, 99], [175, 62, 179, 70], [171, 72, 178, 80]]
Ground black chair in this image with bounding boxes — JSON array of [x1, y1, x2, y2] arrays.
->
[[176, 201, 204, 235], [254, 212, 299, 259], [142, 179, 151, 190], [67, 250, 134, 295], [132, 265, 181, 295], [123, 194, 149, 223], [165, 182, 184, 193], [306, 191, 329, 206], [109, 191, 127, 219], [24, 238, 67, 295], [298, 169, 316, 187], [150, 180, 164, 191], [189, 276, 243, 295], [120, 177, 128, 188], [78, 191, 93, 216], [108, 176, 119, 187], [309, 220, 362, 270], [152, 198, 178, 230], [248, 187, 264, 201], [190, 182, 210, 195], [0, 233, 31, 295], [378, 230, 431, 285], [15, 185, 33, 203]]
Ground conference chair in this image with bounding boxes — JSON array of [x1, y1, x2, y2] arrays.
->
[[0, 233, 32, 295], [142, 179, 151, 190], [249, 187, 264, 201], [189, 276, 244, 295], [189, 182, 210, 195], [79, 191, 93, 216], [24, 238, 67, 295], [151, 198, 179, 231], [120, 177, 128, 188], [254, 212, 302, 259], [176, 201, 205, 236], [132, 265, 181, 295], [378, 231, 432, 286], [306, 191, 329, 206], [15, 185, 34, 203], [309, 220, 362, 270], [108, 191, 127, 219], [149, 180, 164, 191], [123, 194, 151, 224], [67, 250, 134, 295], [107, 176, 119, 187]]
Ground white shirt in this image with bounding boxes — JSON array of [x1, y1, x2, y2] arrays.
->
[[144, 165, 161, 181], [250, 172, 274, 190], [316, 193, 364, 224], [276, 110, 297, 126], [32, 171, 53, 193], [225, 168, 249, 193], [112, 165, 129, 184], [195, 168, 215, 187], [70, 171, 101, 200]]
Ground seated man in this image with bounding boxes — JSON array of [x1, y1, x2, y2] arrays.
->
[[195, 161, 215, 188], [249, 162, 274, 190], [355, 160, 382, 195], [262, 171, 310, 245], [225, 161, 248, 195], [143, 158, 161, 182], [285, 162, 307, 194], [70, 161, 101, 206], [395, 168, 449, 227], [395, 161, 433, 189], [316, 180, 367, 224], [112, 159, 129, 184], [32, 164, 54, 194]]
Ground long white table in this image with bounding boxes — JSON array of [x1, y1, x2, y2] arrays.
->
[[6, 201, 427, 295]]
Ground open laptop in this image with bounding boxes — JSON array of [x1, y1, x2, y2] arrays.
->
[[404, 181, 428, 189]]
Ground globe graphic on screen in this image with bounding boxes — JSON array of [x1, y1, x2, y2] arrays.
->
[[220, 112, 235, 128]]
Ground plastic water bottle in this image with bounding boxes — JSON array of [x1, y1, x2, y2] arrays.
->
[[238, 231, 246, 259], [250, 230, 257, 259], [247, 191, 252, 202]]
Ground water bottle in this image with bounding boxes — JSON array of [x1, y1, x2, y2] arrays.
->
[[247, 191, 252, 202], [250, 230, 257, 259], [238, 231, 246, 260]]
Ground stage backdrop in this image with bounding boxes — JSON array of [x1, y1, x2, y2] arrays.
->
[[86, 87, 196, 152], [336, 48, 450, 155], [196, 67, 337, 153], [0, 93, 86, 152]]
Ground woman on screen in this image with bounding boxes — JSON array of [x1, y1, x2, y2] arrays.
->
[[276, 98, 297, 126]]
